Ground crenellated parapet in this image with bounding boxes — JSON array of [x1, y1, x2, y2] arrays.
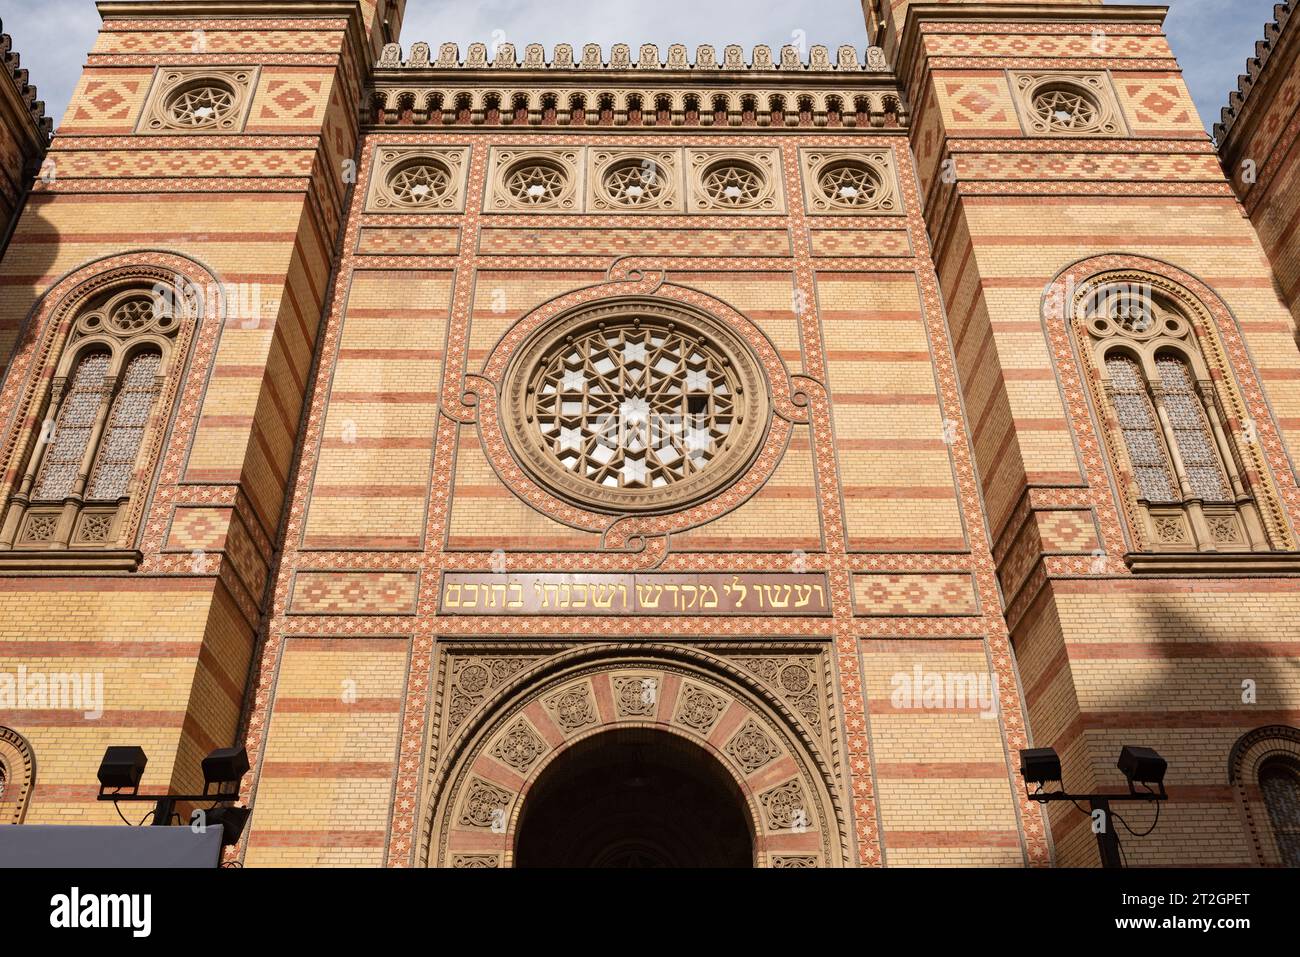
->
[[378, 40, 891, 72], [369, 41, 906, 129], [1215, 1, 1300, 326], [0, 21, 52, 144], [0, 18, 52, 255], [1214, 1, 1293, 143]]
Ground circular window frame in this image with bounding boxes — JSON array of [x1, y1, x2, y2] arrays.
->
[[815, 159, 890, 211], [699, 159, 772, 210], [502, 157, 572, 209], [385, 156, 455, 209], [163, 78, 240, 130], [598, 156, 675, 210], [500, 298, 772, 515], [1018, 73, 1121, 137]]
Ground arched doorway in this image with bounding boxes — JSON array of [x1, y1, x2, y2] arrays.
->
[[515, 728, 753, 867], [422, 644, 847, 868]]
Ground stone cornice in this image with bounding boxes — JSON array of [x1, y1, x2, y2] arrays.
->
[[369, 42, 907, 129], [895, 3, 1171, 87], [1214, 2, 1294, 149], [96, 0, 363, 17], [0, 20, 52, 149]]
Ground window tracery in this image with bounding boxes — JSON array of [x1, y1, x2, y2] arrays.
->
[[1078, 276, 1271, 553], [0, 283, 187, 555]]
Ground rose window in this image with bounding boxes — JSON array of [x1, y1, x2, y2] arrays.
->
[[817, 161, 884, 209], [107, 296, 160, 333], [505, 160, 568, 206], [602, 160, 665, 207], [388, 159, 452, 207], [503, 302, 769, 513], [1032, 86, 1101, 132], [530, 321, 738, 490], [701, 161, 766, 207], [166, 82, 237, 129]]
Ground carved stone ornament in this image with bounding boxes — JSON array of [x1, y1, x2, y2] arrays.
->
[[688, 148, 783, 213], [138, 67, 256, 134], [368, 146, 469, 211], [589, 149, 682, 212], [458, 778, 513, 829], [725, 718, 782, 772], [801, 148, 900, 214], [491, 719, 548, 772], [673, 682, 728, 733], [543, 682, 598, 732], [486, 148, 581, 211], [1011, 71, 1124, 137]]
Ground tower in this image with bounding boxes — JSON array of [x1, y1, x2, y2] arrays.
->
[[881, 0, 1300, 865], [0, 0, 408, 826]]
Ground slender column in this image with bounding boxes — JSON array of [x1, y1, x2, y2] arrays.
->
[[1197, 381, 1268, 549], [0, 380, 67, 548]]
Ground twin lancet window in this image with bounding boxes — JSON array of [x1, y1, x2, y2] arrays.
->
[[1082, 281, 1268, 553], [0, 286, 180, 552]]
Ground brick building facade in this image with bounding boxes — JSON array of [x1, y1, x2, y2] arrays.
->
[[0, 0, 1298, 867]]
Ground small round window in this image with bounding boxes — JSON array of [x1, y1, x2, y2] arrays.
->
[[387, 158, 453, 208], [165, 80, 238, 129], [602, 159, 667, 208], [504, 159, 570, 207], [1031, 84, 1103, 133], [701, 161, 767, 209], [817, 160, 886, 210]]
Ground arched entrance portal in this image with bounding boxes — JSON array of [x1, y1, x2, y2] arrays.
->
[[515, 728, 753, 867], [422, 644, 847, 868]]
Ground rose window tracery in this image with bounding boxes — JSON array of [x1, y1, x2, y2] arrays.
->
[[387, 159, 452, 207], [1032, 86, 1101, 132], [701, 161, 766, 207], [502, 300, 770, 514], [529, 321, 738, 491], [816, 161, 884, 209], [505, 159, 569, 206], [166, 82, 237, 129], [602, 159, 666, 207]]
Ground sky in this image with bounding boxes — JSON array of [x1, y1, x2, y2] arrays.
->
[[0, 0, 1283, 135]]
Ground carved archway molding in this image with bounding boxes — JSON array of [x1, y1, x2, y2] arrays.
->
[[1228, 724, 1300, 867], [1041, 254, 1299, 562], [420, 643, 847, 868], [0, 251, 225, 551], [0, 726, 36, 824]]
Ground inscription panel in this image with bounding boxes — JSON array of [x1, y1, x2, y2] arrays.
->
[[440, 573, 831, 616]]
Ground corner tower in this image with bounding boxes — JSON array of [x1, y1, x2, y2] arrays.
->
[[890, 0, 1300, 866], [0, 0, 405, 825]]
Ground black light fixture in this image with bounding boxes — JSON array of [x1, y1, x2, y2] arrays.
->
[[202, 746, 249, 797], [97, 746, 148, 794], [1018, 747, 1062, 787], [1018, 744, 1169, 868], [203, 805, 251, 846], [96, 743, 251, 834], [1118, 745, 1168, 795]]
